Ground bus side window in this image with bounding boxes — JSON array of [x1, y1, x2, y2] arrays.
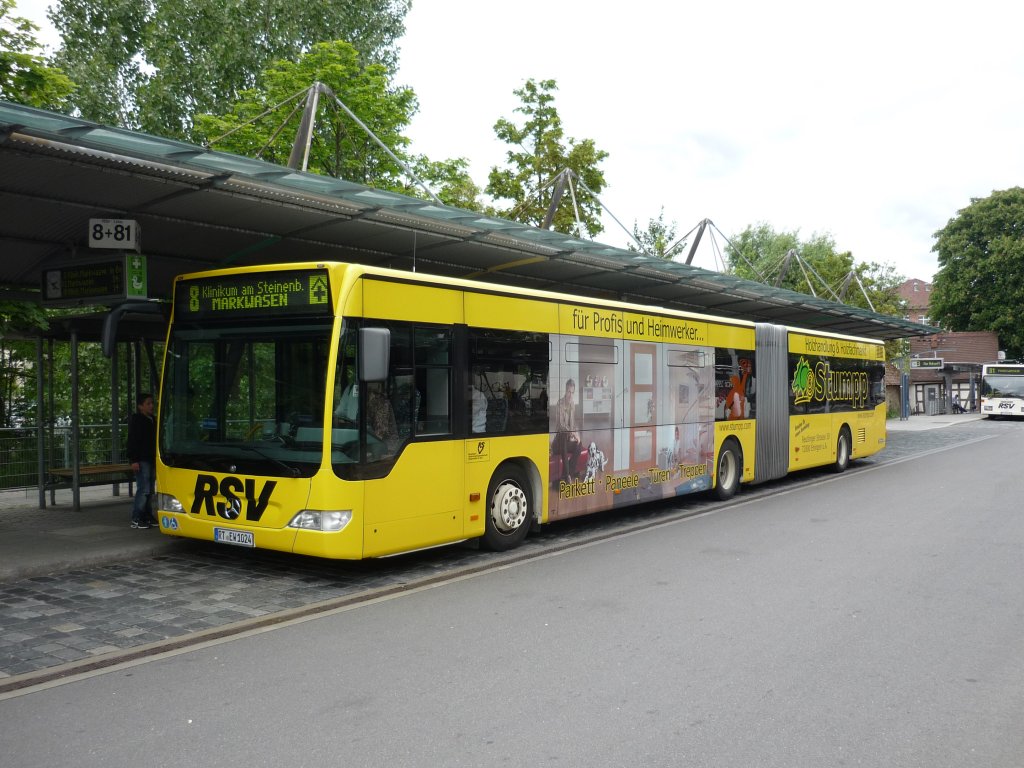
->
[[416, 327, 452, 435], [388, 327, 414, 443], [468, 329, 549, 435], [869, 362, 886, 407], [392, 379, 421, 439], [367, 381, 399, 458]]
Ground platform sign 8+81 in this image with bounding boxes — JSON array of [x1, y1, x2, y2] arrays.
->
[[89, 218, 139, 251]]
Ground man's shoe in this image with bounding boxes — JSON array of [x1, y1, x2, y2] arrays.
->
[[134, 520, 151, 529]]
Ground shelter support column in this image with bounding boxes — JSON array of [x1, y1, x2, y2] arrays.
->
[[48, 339, 55, 507], [35, 338, 45, 509], [111, 342, 121, 497], [71, 330, 80, 512]]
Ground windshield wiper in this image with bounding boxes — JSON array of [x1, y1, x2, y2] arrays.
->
[[236, 445, 302, 478], [162, 451, 219, 471]]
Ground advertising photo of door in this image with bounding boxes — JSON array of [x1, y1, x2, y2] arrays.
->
[[630, 343, 656, 466]]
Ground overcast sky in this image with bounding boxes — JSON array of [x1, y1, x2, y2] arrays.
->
[[16, 1, 1024, 282]]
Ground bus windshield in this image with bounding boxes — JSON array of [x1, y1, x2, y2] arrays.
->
[[159, 318, 334, 478], [982, 374, 1024, 399]]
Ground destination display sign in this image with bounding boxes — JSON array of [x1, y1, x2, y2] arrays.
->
[[42, 254, 147, 305], [175, 269, 331, 319], [985, 366, 1024, 375], [910, 358, 943, 369]]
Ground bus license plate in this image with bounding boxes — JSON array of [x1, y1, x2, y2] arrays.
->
[[214, 528, 254, 547]]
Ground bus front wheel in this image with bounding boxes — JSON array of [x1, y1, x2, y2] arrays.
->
[[833, 427, 852, 473], [482, 465, 532, 551], [714, 441, 741, 501]]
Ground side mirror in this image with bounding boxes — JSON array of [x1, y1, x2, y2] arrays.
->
[[101, 302, 165, 357], [359, 327, 390, 382]]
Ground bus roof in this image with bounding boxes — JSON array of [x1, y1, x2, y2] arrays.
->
[[175, 261, 888, 347]]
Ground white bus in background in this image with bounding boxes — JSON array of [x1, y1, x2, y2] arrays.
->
[[980, 363, 1024, 418]]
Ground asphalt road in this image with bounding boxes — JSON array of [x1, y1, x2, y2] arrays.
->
[[2, 419, 1023, 766]]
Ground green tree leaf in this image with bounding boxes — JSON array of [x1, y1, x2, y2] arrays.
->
[[49, 0, 410, 138], [0, 0, 74, 108], [194, 40, 478, 205], [402, 155, 482, 210], [628, 208, 685, 260], [726, 223, 903, 311], [726, 222, 906, 358], [487, 79, 608, 237], [195, 41, 413, 181], [931, 187, 1024, 359]]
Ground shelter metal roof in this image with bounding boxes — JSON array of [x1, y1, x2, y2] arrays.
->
[[0, 101, 937, 340]]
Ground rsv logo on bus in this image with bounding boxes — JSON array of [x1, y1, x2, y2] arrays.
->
[[191, 474, 277, 521]]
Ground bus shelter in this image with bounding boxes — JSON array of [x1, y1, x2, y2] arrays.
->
[[23, 304, 167, 511]]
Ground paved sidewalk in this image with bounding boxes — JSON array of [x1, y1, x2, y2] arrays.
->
[[0, 486, 179, 584], [885, 411, 984, 431]]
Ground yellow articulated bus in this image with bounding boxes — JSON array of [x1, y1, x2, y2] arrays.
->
[[155, 261, 887, 558]]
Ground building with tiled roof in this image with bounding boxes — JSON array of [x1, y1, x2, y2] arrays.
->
[[888, 279, 1000, 414]]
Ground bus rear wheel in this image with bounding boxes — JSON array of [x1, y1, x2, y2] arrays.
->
[[482, 465, 532, 551], [833, 427, 852, 473], [714, 441, 741, 501]]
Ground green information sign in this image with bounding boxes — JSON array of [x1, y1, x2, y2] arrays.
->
[[126, 254, 147, 298], [910, 358, 943, 369], [175, 269, 331, 319]]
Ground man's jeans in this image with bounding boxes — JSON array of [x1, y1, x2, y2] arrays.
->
[[132, 460, 155, 523]]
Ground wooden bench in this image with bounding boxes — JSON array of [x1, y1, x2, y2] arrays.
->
[[47, 463, 135, 491]]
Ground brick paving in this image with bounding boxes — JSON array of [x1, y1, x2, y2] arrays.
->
[[0, 545, 461, 678], [0, 416, 1012, 682]]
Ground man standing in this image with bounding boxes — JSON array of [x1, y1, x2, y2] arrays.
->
[[127, 392, 157, 529], [553, 378, 581, 481]]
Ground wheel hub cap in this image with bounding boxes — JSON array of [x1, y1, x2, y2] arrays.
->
[[492, 483, 527, 532]]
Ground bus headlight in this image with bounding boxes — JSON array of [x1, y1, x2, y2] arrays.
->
[[288, 510, 352, 532], [156, 493, 184, 513]]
